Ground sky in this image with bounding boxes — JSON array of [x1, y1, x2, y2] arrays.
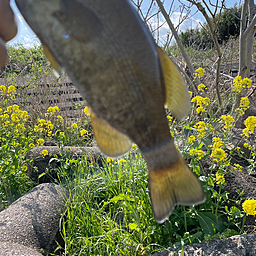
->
[[8, 0, 241, 47]]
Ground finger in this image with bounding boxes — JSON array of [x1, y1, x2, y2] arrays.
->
[[0, 0, 17, 42], [0, 37, 8, 68]]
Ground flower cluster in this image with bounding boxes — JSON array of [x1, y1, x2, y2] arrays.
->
[[242, 116, 256, 137], [211, 137, 226, 162], [232, 76, 252, 94], [194, 121, 212, 137], [242, 199, 256, 216], [215, 173, 225, 185], [191, 96, 210, 114], [220, 115, 235, 131], [194, 67, 205, 79], [189, 148, 205, 160], [46, 106, 60, 117], [235, 97, 250, 116]]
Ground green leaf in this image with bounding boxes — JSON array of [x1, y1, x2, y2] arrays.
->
[[197, 212, 225, 235]]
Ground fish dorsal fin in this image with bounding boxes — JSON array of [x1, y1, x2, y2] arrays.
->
[[91, 110, 132, 157], [156, 46, 191, 121], [42, 43, 62, 78]]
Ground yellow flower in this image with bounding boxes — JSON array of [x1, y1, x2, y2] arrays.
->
[[221, 115, 235, 130], [29, 143, 35, 149], [188, 91, 193, 98], [232, 76, 252, 94], [34, 125, 39, 132], [198, 83, 207, 92], [118, 158, 127, 165], [60, 132, 65, 137], [11, 113, 20, 122], [167, 116, 173, 122], [21, 165, 28, 172], [132, 144, 138, 150], [80, 129, 88, 137], [189, 148, 205, 159], [211, 148, 226, 162], [7, 85, 16, 94], [41, 149, 49, 157], [195, 67, 205, 79], [37, 138, 45, 146], [242, 199, 256, 216], [0, 85, 6, 92], [242, 116, 256, 137], [84, 106, 90, 116], [243, 143, 249, 148], [240, 97, 250, 109], [106, 157, 113, 163], [234, 163, 243, 171], [57, 115, 63, 122], [212, 137, 224, 148], [188, 135, 196, 143], [194, 121, 211, 137], [71, 123, 78, 129], [216, 173, 225, 184]]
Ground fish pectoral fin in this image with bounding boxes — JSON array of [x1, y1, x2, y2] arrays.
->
[[149, 156, 205, 223], [42, 43, 62, 78], [91, 110, 132, 157], [157, 46, 191, 121]]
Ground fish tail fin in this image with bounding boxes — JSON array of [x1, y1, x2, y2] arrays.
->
[[148, 156, 205, 223]]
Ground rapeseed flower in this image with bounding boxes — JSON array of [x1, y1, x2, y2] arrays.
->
[[198, 83, 207, 92], [118, 158, 127, 165], [212, 137, 224, 148], [188, 135, 196, 143], [80, 129, 88, 137], [84, 107, 89, 115], [232, 76, 252, 94], [211, 148, 226, 162], [7, 85, 16, 94], [29, 143, 35, 149], [191, 96, 210, 114], [0, 85, 6, 92], [221, 115, 235, 130], [41, 149, 49, 157], [194, 67, 205, 79], [71, 123, 78, 129], [234, 163, 243, 171], [242, 199, 256, 216], [57, 115, 63, 122], [21, 165, 28, 172], [216, 173, 225, 184], [189, 148, 205, 159], [194, 121, 211, 137], [240, 97, 250, 109], [242, 116, 256, 137], [37, 138, 45, 146]]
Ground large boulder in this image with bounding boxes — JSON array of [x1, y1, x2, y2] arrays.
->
[[0, 183, 69, 255]]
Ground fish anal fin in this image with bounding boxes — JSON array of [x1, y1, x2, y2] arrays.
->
[[91, 110, 132, 157], [156, 46, 191, 120], [149, 155, 205, 223], [42, 43, 62, 78]]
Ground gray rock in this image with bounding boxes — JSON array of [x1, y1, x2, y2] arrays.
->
[[0, 183, 69, 255], [26, 146, 102, 182], [153, 233, 256, 256], [0, 242, 43, 256]]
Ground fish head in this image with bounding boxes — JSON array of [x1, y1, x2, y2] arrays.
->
[[15, 0, 103, 46]]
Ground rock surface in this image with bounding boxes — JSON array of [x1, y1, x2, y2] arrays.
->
[[26, 146, 102, 182], [0, 183, 69, 255], [153, 233, 256, 256]]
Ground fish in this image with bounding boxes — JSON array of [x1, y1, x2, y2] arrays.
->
[[15, 0, 205, 223]]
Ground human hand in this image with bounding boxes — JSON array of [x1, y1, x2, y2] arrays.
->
[[0, 0, 17, 68]]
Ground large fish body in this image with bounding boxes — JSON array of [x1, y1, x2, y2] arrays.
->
[[15, 0, 205, 223]]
